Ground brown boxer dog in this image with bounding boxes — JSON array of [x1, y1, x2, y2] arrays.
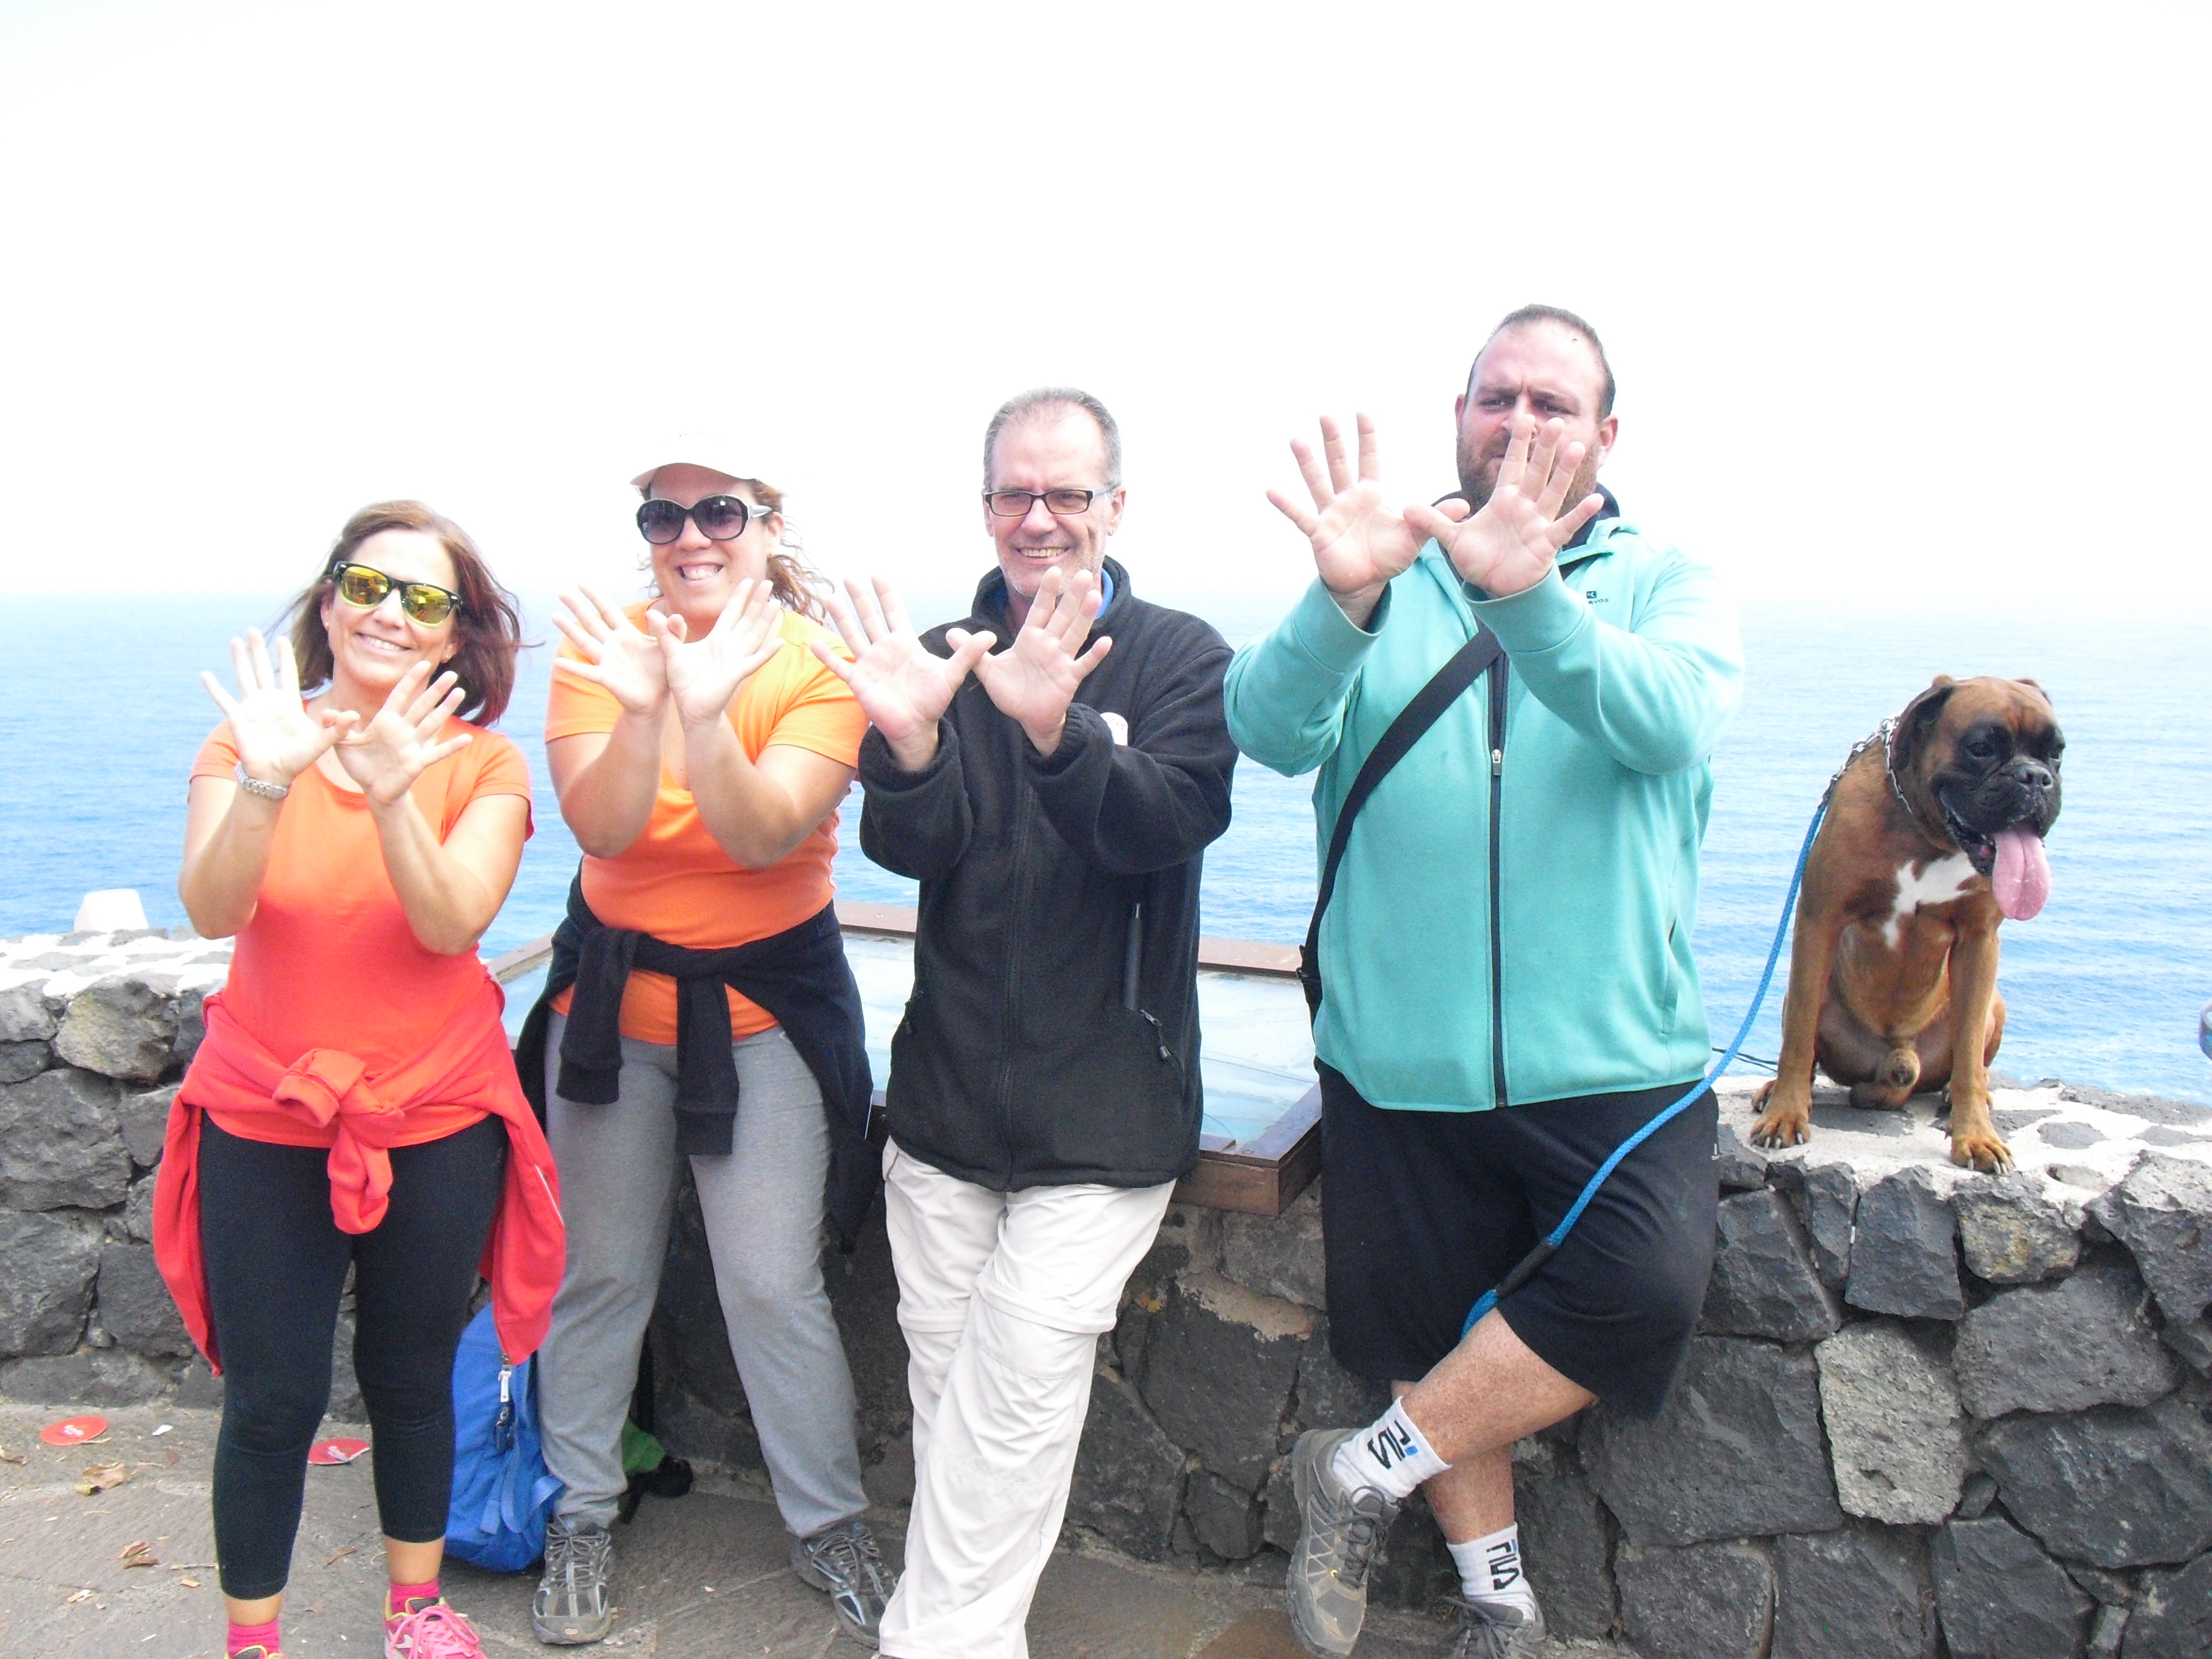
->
[[1749, 675, 2063, 1172]]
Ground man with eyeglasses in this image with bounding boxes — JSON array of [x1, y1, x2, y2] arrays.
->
[[817, 386, 1236, 1659]]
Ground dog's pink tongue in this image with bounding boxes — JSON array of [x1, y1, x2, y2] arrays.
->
[[1992, 826, 2051, 920]]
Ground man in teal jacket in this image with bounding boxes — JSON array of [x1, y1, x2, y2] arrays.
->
[[1225, 307, 1742, 1659]]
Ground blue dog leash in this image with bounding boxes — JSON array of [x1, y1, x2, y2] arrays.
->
[[1460, 794, 1832, 1338]]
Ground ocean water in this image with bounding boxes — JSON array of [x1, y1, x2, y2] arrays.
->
[[2, 591, 2205, 1107]]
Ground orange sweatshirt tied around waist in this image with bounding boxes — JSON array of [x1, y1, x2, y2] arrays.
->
[[153, 978, 565, 1370]]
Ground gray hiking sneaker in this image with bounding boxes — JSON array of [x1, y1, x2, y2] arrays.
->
[[1447, 1595, 1547, 1658], [532, 1517, 615, 1645], [791, 1517, 893, 1647], [1285, 1428, 1402, 1658]]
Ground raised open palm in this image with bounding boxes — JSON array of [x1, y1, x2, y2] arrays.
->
[[817, 575, 994, 745], [332, 659, 472, 806], [551, 585, 670, 718], [1268, 414, 1422, 615], [199, 629, 354, 788], [662, 579, 786, 728], [1405, 415, 1603, 598], [967, 568, 1110, 748]]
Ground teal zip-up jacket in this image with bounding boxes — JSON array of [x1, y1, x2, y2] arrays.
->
[[1224, 506, 1743, 1112]]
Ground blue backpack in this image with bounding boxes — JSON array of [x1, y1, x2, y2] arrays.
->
[[446, 1305, 563, 1570]]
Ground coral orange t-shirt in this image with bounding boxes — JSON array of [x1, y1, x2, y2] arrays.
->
[[188, 720, 535, 1148], [545, 604, 865, 1046]]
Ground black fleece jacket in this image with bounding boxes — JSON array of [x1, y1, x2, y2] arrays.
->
[[857, 559, 1236, 1190]]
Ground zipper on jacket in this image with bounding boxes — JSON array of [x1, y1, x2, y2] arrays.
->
[[1486, 656, 1510, 1109], [994, 760, 1033, 1182], [1141, 1010, 1184, 1091]]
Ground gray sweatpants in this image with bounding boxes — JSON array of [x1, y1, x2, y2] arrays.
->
[[536, 1013, 869, 1537]]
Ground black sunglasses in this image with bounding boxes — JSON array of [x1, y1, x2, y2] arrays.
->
[[635, 494, 765, 546], [982, 488, 1111, 517], [328, 561, 464, 625]]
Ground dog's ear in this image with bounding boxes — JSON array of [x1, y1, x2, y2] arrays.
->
[[2014, 676, 2054, 706], [1890, 675, 1957, 776]]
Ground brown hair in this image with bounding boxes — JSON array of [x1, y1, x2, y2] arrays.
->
[[639, 474, 829, 622], [1470, 304, 1617, 418], [280, 500, 527, 726]]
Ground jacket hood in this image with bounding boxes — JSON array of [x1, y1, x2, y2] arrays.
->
[[1420, 484, 1627, 610]]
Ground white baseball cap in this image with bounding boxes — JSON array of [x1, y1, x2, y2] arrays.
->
[[628, 431, 789, 495]]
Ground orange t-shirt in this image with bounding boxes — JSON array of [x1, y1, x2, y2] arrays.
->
[[188, 720, 535, 1148], [545, 604, 865, 1045]]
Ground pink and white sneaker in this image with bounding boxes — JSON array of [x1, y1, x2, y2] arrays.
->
[[383, 1602, 488, 1659]]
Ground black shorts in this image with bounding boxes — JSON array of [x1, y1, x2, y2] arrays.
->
[[1318, 1064, 1718, 1421]]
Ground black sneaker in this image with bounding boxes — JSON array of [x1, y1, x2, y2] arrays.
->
[[532, 1517, 615, 1645], [791, 1517, 894, 1647]]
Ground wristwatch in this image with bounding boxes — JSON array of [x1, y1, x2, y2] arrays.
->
[[235, 763, 290, 802]]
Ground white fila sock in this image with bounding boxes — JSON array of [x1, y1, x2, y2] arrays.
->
[[1449, 1525, 1540, 1623], [1329, 1398, 1450, 1500]]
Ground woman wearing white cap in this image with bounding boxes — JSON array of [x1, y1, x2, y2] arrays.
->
[[514, 451, 890, 1646]]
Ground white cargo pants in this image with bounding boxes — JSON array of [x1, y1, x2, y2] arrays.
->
[[877, 1141, 1175, 1659]]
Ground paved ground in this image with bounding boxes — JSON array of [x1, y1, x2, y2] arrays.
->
[[0, 1404, 1624, 1658]]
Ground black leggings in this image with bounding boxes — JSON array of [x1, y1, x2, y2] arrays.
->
[[199, 1113, 506, 1600]]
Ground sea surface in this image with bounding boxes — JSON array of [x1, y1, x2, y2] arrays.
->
[[2, 589, 2205, 1107]]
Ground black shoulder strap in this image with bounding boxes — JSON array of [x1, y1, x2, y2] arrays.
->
[[1299, 626, 1505, 1018]]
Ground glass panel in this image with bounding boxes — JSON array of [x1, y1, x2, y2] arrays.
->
[[844, 932, 1313, 1151], [500, 959, 549, 1043]]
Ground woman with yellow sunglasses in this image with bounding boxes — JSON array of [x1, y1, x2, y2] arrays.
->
[[156, 501, 565, 1659]]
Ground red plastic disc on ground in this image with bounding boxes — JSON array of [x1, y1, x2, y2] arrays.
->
[[39, 1415, 108, 1446], [308, 1438, 370, 1464]]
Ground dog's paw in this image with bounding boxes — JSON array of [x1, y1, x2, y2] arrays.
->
[[1949, 1130, 2014, 1175], [1750, 1078, 1814, 1148], [1749, 1105, 1812, 1149]]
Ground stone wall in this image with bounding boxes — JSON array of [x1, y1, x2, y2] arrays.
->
[[655, 1081, 2212, 1659], [0, 929, 230, 1407], [8, 937, 2212, 1656]]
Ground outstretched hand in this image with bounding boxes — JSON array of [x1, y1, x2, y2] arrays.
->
[[966, 568, 1110, 754], [199, 629, 355, 790], [551, 585, 671, 719], [662, 579, 786, 729], [1267, 414, 1422, 628], [332, 658, 472, 806], [816, 576, 994, 766], [1404, 414, 1603, 598]]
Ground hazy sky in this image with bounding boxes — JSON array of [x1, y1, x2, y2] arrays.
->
[[1, 1, 2203, 612]]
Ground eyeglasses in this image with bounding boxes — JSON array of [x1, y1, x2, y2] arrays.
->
[[635, 495, 763, 546], [329, 562, 464, 625], [982, 488, 1114, 517]]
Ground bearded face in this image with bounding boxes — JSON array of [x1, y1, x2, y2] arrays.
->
[[1456, 424, 1606, 514], [1452, 321, 1615, 516]]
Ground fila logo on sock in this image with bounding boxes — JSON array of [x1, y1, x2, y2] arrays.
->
[[1366, 1422, 1418, 1467], [1487, 1537, 1523, 1591]]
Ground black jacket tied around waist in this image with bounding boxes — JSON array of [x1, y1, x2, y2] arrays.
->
[[514, 872, 879, 1246]]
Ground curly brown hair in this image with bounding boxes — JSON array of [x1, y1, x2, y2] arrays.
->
[[280, 501, 527, 726]]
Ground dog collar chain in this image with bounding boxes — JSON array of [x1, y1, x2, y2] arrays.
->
[[1877, 717, 1922, 819], [1829, 716, 1927, 831]]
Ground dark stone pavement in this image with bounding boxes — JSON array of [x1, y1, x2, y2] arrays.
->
[[0, 1403, 1629, 1658]]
